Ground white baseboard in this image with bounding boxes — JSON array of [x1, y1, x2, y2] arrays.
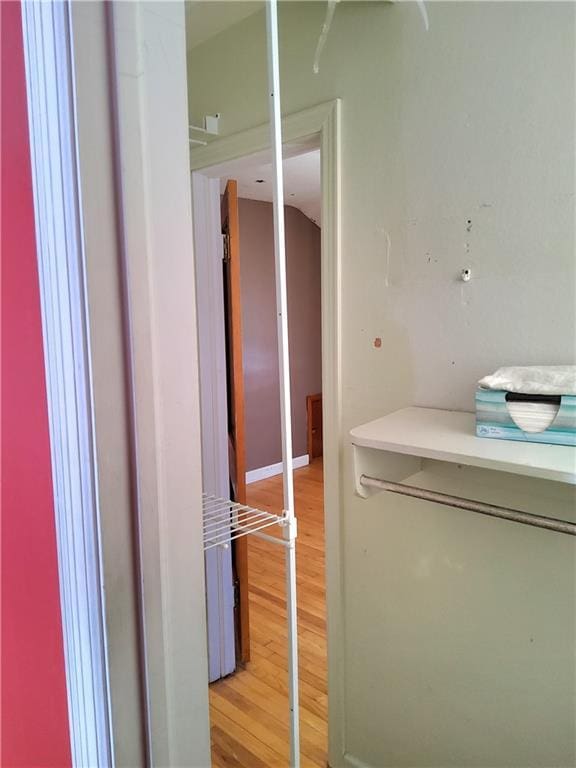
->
[[246, 454, 309, 484]]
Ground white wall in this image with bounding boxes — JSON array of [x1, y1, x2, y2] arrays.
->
[[188, 3, 576, 767]]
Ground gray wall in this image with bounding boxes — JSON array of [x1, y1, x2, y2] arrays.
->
[[238, 198, 322, 471]]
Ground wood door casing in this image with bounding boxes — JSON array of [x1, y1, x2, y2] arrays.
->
[[221, 180, 250, 663], [307, 393, 323, 460]]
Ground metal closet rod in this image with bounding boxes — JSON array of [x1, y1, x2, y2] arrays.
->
[[360, 475, 576, 536]]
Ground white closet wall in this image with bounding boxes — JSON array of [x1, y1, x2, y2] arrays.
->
[[188, 3, 576, 767]]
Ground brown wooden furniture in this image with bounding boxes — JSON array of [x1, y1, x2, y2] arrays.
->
[[306, 393, 323, 460]]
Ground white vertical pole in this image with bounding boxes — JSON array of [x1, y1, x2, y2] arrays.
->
[[266, 0, 294, 517], [265, 2, 300, 766]]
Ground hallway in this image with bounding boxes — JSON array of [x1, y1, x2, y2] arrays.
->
[[209, 460, 326, 767]]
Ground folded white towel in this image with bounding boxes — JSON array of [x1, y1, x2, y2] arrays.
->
[[478, 365, 576, 396]]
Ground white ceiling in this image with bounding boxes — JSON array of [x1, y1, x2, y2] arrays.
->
[[185, 1, 263, 50], [226, 150, 322, 226]]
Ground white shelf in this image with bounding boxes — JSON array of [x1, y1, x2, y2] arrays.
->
[[203, 494, 286, 551], [350, 407, 576, 486]]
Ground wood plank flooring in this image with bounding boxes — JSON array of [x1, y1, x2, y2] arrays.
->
[[210, 459, 327, 768]]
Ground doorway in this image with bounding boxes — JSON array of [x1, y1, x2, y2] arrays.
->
[[193, 142, 327, 764]]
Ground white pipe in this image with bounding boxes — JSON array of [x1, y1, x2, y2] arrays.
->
[[265, 1, 300, 766], [249, 528, 292, 547], [284, 539, 299, 765], [266, 0, 294, 519], [417, 0, 430, 32], [313, 0, 337, 74]]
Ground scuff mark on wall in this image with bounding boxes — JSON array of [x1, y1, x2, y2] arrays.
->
[[464, 217, 472, 262], [313, 0, 338, 74], [417, 0, 430, 32], [379, 227, 392, 288]]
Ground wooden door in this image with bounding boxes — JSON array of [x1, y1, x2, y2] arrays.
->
[[221, 180, 250, 663], [307, 393, 323, 460]]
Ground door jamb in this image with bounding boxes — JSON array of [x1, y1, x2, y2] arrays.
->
[[190, 99, 344, 765], [23, 3, 214, 765], [106, 3, 212, 765], [21, 3, 113, 764]]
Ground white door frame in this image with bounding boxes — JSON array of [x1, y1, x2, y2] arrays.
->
[[21, 3, 113, 765], [106, 3, 211, 765], [193, 137, 320, 683], [22, 1, 213, 766], [190, 99, 344, 765]]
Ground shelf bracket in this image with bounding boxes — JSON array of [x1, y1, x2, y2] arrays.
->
[[352, 444, 421, 498]]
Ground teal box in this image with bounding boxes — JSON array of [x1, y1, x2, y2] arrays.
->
[[475, 388, 576, 447]]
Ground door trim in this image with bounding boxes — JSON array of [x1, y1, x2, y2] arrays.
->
[[190, 98, 345, 765], [21, 3, 113, 764], [106, 3, 211, 766], [23, 2, 213, 765]]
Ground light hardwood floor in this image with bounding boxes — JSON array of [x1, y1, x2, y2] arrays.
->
[[209, 459, 327, 768]]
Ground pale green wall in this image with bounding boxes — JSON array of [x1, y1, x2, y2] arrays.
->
[[187, 3, 576, 766]]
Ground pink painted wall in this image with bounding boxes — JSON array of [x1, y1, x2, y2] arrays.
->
[[238, 199, 322, 471], [1, 3, 72, 766]]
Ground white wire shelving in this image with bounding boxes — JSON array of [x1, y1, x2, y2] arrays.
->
[[202, 494, 287, 552]]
